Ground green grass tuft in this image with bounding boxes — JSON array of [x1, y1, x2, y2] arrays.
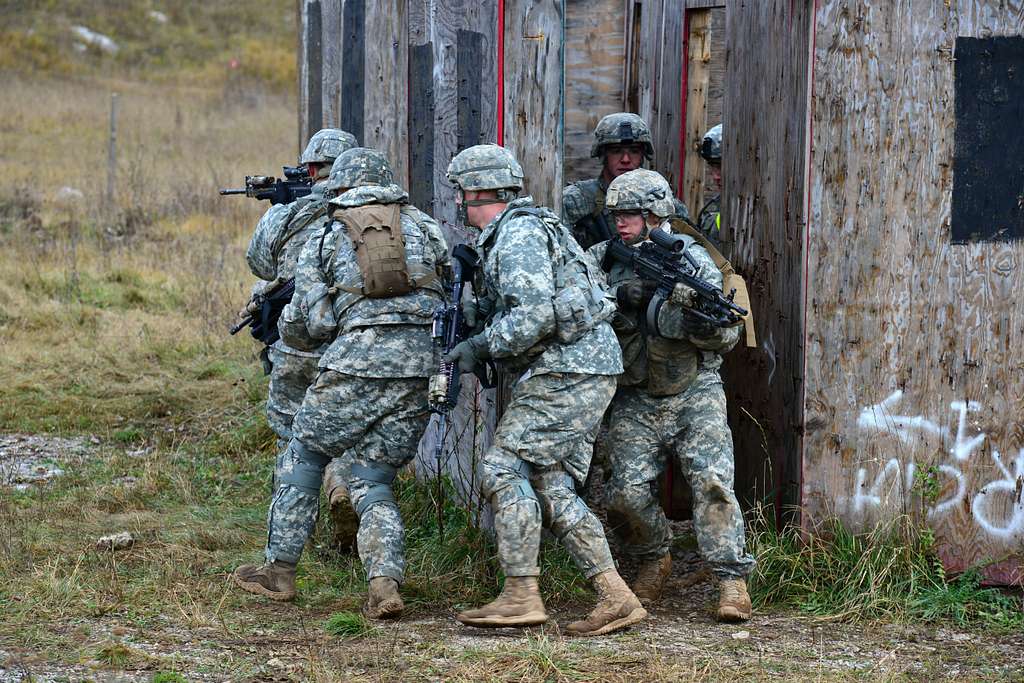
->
[[749, 508, 1024, 631], [323, 611, 371, 638], [152, 673, 188, 683]]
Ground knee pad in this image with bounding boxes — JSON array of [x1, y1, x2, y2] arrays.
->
[[483, 459, 539, 515], [534, 470, 590, 539], [276, 440, 331, 495], [350, 461, 398, 517]]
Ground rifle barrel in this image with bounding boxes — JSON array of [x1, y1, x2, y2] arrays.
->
[[219, 188, 247, 195]]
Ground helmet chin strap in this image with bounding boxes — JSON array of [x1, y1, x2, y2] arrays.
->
[[456, 189, 518, 225]]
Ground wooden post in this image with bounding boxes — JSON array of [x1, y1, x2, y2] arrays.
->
[[502, 0, 564, 209], [681, 9, 711, 218], [321, 0, 343, 129], [297, 0, 324, 151], [105, 92, 118, 208]]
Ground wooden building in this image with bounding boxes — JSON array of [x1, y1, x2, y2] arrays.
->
[[296, 0, 1024, 584]]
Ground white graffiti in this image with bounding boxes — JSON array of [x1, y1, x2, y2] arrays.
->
[[852, 391, 1024, 539]]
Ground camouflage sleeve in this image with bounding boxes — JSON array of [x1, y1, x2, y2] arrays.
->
[[561, 183, 588, 226], [277, 222, 336, 350], [246, 202, 296, 280], [404, 206, 450, 271], [657, 242, 740, 353], [481, 217, 557, 358], [585, 241, 611, 284]]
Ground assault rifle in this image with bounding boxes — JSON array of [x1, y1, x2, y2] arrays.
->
[[602, 229, 747, 334], [427, 244, 483, 540], [230, 277, 296, 347], [219, 165, 312, 205]]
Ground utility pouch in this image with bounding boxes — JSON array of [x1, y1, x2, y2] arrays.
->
[[338, 203, 413, 299], [302, 282, 339, 341], [646, 336, 699, 396]]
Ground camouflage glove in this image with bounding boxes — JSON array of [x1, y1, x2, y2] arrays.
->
[[616, 279, 658, 311], [679, 312, 716, 339], [444, 334, 490, 373]]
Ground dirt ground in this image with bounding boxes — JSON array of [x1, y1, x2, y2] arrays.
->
[[1, 436, 1022, 683]]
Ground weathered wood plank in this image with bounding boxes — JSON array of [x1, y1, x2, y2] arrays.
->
[[408, 42, 435, 213], [362, 0, 409, 184], [321, 0, 343, 129], [803, 0, 1024, 583], [297, 0, 324, 148], [502, 0, 564, 209], [654, 0, 684, 192], [681, 8, 711, 215], [563, 0, 627, 184], [340, 0, 365, 143], [721, 0, 813, 517]]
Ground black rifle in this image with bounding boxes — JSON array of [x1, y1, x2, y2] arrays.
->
[[427, 244, 482, 540], [230, 278, 296, 347], [219, 165, 312, 205], [602, 229, 747, 334]]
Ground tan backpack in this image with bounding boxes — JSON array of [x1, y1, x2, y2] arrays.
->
[[336, 203, 421, 299]]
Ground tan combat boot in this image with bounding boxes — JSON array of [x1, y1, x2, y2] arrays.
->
[[565, 570, 648, 637], [363, 577, 404, 620], [324, 468, 359, 552], [456, 576, 548, 628], [232, 560, 297, 601], [632, 554, 672, 606], [716, 578, 752, 622]]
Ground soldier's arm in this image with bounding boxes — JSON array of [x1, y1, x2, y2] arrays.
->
[[277, 223, 338, 350], [658, 243, 740, 353], [246, 202, 296, 281], [479, 218, 557, 358]]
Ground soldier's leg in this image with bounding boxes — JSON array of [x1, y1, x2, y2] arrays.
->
[[672, 373, 754, 580], [532, 466, 614, 579], [672, 372, 755, 621], [603, 390, 672, 562], [266, 347, 320, 453], [345, 378, 429, 586]]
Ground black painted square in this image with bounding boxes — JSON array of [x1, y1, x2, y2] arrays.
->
[[952, 36, 1024, 244]]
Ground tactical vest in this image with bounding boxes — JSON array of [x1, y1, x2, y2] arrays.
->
[[484, 206, 615, 347]]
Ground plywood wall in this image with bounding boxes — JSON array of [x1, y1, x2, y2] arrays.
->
[[803, 0, 1024, 584], [563, 0, 627, 184], [721, 0, 814, 515]]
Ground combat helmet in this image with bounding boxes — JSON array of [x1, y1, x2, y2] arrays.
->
[[590, 113, 654, 159], [326, 147, 393, 193], [700, 124, 722, 163], [300, 128, 358, 165], [605, 169, 676, 218], [446, 145, 524, 193]]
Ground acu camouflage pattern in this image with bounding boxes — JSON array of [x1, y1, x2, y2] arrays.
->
[[563, 178, 691, 251], [604, 375, 755, 579], [700, 123, 723, 162], [265, 372, 429, 583], [473, 197, 623, 377], [325, 147, 394, 193], [286, 183, 449, 378], [246, 179, 334, 447], [300, 128, 358, 165], [588, 224, 753, 580], [481, 372, 618, 578], [697, 193, 721, 244], [446, 144, 524, 191], [589, 112, 654, 158]]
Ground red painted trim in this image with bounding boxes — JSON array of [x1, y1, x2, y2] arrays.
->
[[497, 0, 505, 146], [678, 10, 690, 198]]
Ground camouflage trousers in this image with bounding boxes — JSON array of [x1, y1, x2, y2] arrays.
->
[[266, 346, 349, 499], [604, 370, 756, 579], [479, 371, 617, 579], [264, 371, 429, 583]]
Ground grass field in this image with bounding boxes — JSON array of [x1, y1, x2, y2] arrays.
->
[[1, 4, 1023, 681]]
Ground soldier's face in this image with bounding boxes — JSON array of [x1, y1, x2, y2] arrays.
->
[[458, 190, 502, 228], [603, 144, 645, 178], [709, 162, 722, 190], [613, 211, 645, 243]]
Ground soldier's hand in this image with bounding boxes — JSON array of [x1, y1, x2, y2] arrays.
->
[[679, 312, 716, 339], [616, 279, 658, 311], [443, 336, 489, 373]]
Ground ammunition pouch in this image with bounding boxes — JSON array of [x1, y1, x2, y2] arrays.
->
[[337, 203, 429, 299]]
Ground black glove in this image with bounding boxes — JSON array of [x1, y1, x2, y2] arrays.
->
[[443, 335, 490, 373], [616, 279, 658, 311], [679, 312, 716, 339]]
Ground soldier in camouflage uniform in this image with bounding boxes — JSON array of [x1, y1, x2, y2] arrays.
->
[[563, 113, 690, 251], [233, 148, 450, 620], [588, 169, 755, 622], [444, 144, 646, 637], [696, 123, 722, 245], [244, 128, 360, 549]]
